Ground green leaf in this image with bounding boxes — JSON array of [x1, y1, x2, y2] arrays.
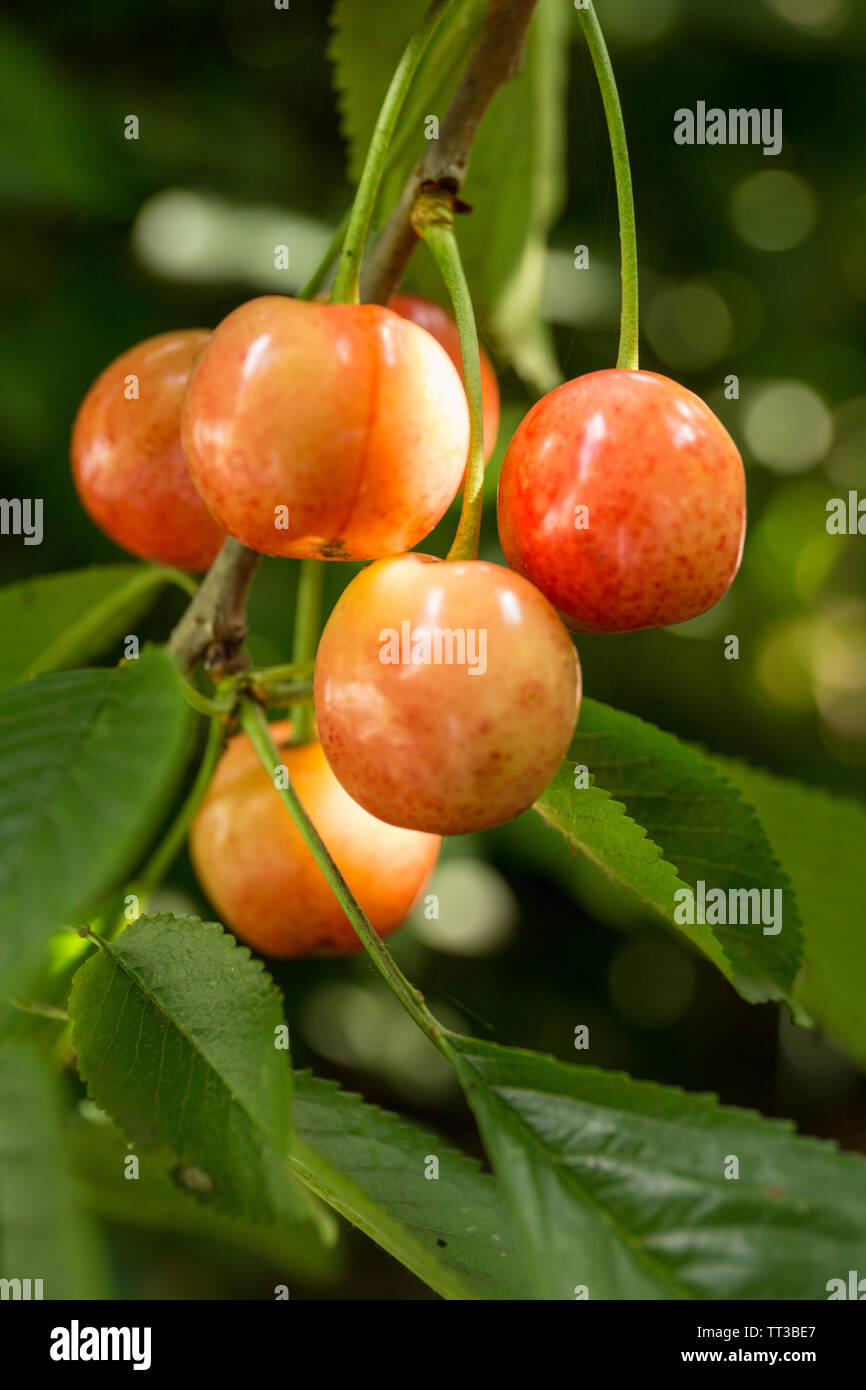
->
[[465, 0, 567, 390], [711, 756, 866, 1070], [0, 21, 104, 212], [69, 913, 304, 1225], [0, 564, 196, 692], [400, 0, 568, 389], [0, 650, 192, 994], [535, 770, 733, 983], [536, 699, 803, 1005], [0, 1042, 107, 1298], [291, 1070, 529, 1301], [70, 1117, 340, 1288], [448, 1034, 866, 1301]]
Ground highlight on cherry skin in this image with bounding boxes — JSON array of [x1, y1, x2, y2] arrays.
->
[[314, 553, 581, 838], [496, 368, 747, 635], [181, 295, 470, 561], [71, 329, 226, 571], [389, 292, 500, 461], [189, 723, 441, 959]]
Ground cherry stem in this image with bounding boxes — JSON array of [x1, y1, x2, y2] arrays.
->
[[576, 3, 639, 371], [180, 680, 228, 717], [137, 715, 227, 896], [168, 537, 260, 675], [300, 207, 351, 301], [290, 559, 323, 743], [240, 698, 452, 1055], [231, 660, 314, 686], [252, 680, 313, 707], [330, 0, 455, 306], [413, 190, 486, 563]]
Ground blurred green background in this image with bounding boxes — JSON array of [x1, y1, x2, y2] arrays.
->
[[2, 0, 865, 1298]]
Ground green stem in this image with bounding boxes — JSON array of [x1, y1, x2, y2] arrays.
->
[[577, 3, 639, 371], [240, 699, 451, 1054], [137, 716, 227, 895], [290, 560, 324, 743], [163, 568, 200, 599], [253, 680, 313, 707], [299, 207, 351, 301], [414, 194, 486, 563], [181, 679, 230, 717], [330, 0, 455, 305], [222, 660, 314, 690]]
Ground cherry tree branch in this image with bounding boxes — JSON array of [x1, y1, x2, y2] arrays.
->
[[361, 0, 538, 303], [167, 537, 260, 676], [167, 0, 538, 677]]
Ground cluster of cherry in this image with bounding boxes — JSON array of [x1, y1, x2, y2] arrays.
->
[[72, 291, 745, 956]]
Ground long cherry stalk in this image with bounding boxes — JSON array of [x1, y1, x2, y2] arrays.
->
[[576, 2, 639, 371], [240, 698, 453, 1056], [330, 0, 457, 306], [412, 189, 487, 563]]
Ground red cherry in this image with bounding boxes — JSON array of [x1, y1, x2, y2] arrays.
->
[[389, 293, 500, 461], [497, 369, 746, 633], [314, 553, 580, 836], [190, 724, 440, 958], [181, 296, 470, 560], [71, 331, 225, 571]]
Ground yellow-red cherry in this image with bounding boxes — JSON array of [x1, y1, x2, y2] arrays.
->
[[314, 553, 580, 836], [71, 330, 225, 571], [190, 724, 440, 958], [497, 368, 746, 633], [181, 296, 470, 560], [389, 292, 500, 461]]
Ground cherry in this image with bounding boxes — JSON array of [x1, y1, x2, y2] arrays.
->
[[71, 330, 225, 571], [190, 723, 440, 958], [180, 296, 470, 560], [497, 369, 746, 633], [389, 292, 500, 461], [314, 553, 580, 836]]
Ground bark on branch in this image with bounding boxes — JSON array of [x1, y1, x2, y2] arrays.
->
[[167, 537, 260, 676], [361, 0, 539, 303]]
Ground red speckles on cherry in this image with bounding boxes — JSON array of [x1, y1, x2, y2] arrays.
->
[[71, 330, 225, 571], [496, 368, 746, 634]]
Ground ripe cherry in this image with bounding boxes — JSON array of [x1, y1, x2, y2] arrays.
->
[[314, 554, 580, 836], [389, 293, 500, 461], [71, 330, 225, 571], [181, 296, 470, 560], [497, 369, 746, 634], [190, 723, 440, 958]]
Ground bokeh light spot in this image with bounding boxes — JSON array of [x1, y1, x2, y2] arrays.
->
[[827, 397, 866, 488], [757, 619, 816, 709], [299, 983, 462, 1103], [646, 279, 733, 370], [410, 858, 517, 956], [608, 939, 696, 1029], [601, 0, 677, 44], [764, 0, 850, 30], [730, 171, 817, 252], [743, 380, 832, 472]]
